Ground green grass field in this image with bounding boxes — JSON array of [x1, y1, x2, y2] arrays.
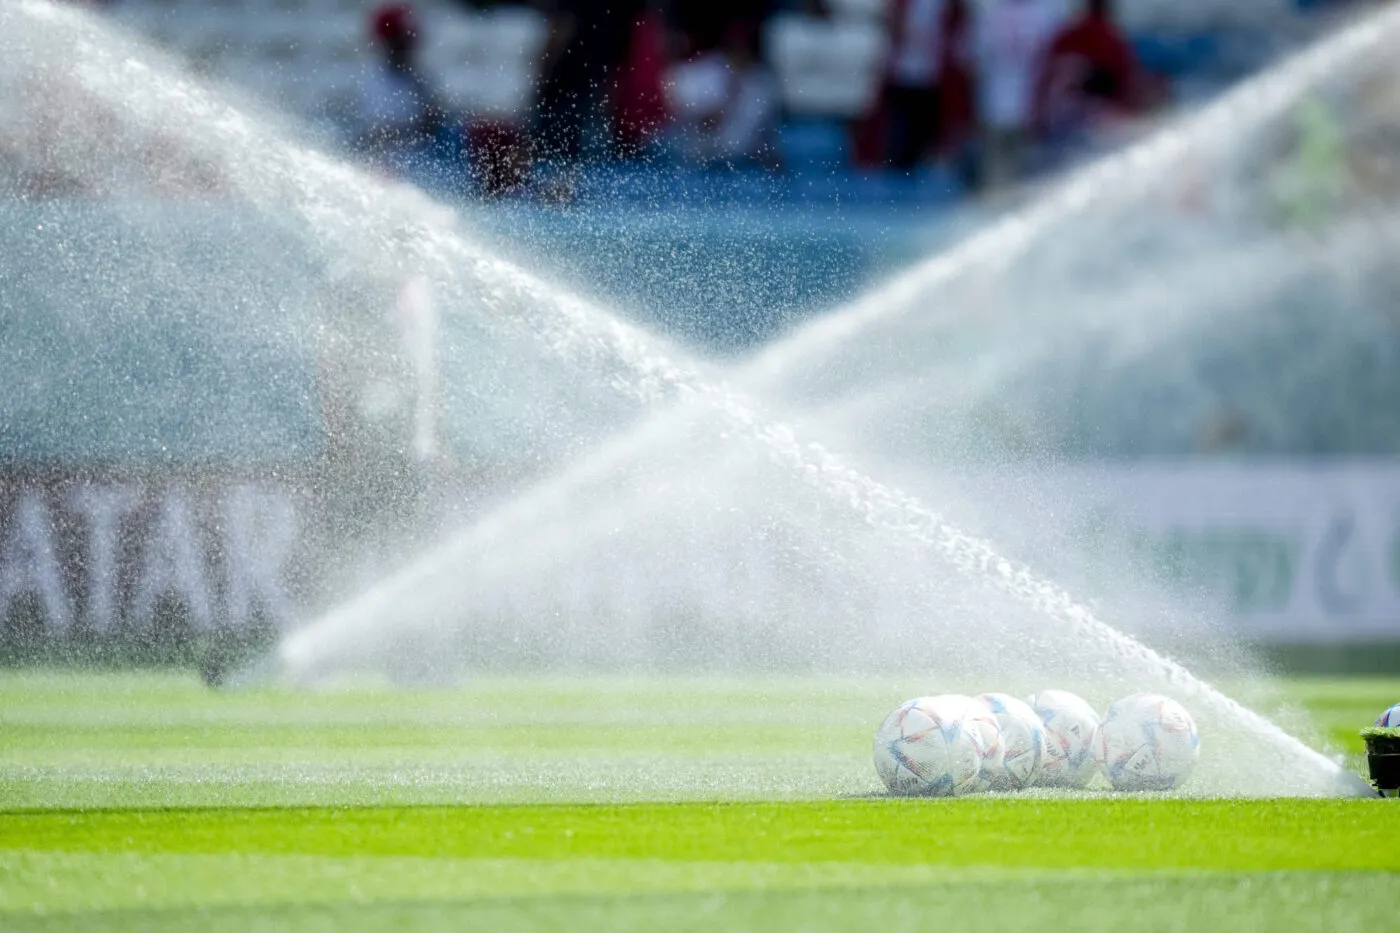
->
[[2, 671, 1398, 931]]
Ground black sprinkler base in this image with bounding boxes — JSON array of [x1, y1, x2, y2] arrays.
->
[[1363, 731, 1400, 798]]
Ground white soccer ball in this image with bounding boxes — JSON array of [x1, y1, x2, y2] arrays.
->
[[1095, 693, 1200, 792], [873, 695, 986, 797], [1375, 703, 1400, 728], [950, 695, 1004, 793], [976, 692, 1047, 791], [1027, 689, 1101, 788]]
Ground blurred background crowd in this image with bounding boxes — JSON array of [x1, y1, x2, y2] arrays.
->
[[55, 0, 1360, 203], [345, 0, 1156, 196]]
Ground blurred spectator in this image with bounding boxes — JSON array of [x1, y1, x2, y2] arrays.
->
[[669, 0, 764, 57], [612, 3, 671, 158], [354, 4, 451, 172], [666, 21, 781, 168], [936, 0, 977, 177], [974, 0, 1064, 190], [884, 0, 974, 170], [1033, 0, 1144, 147], [533, 0, 646, 164], [883, 0, 950, 170], [666, 1, 809, 65]]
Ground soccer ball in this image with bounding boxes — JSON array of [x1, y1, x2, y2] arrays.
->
[[1027, 690, 1101, 788], [976, 692, 1046, 791], [1095, 693, 1200, 792], [873, 695, 986, 797], [955, 695, 1005, 793], [1375, 703, 1400, 728]]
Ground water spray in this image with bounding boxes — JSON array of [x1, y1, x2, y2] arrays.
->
[[9, 0, 1384, 798], [218, 8, 1381, 794], [742, 3, 1400, 390]]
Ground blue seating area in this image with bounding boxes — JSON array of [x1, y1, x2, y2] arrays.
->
[[541, 161, 967, 209]]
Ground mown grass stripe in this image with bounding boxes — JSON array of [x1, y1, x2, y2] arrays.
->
[[3, 799, 1398, 871]]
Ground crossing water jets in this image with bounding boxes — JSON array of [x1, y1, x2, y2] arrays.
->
[[7, 0, 1381, 797], [272, 10, 1400, 794]]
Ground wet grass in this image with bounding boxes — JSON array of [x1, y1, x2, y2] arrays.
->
[[1, 671, 1397, 930], [2, 801, 1398, 931]]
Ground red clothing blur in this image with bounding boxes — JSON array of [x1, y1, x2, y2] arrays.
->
[[1033, 13, 1140, 134], [857, 0, 975, 166], [613, 10, 669, 152], [370, 3, 418, 46], [936, 0, 975, 155]]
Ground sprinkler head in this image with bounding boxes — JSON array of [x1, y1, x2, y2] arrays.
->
[[1361, 728, 1400, 798]]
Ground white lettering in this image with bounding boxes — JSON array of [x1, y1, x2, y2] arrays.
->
[[223, 485, 297, 627], [0, 492, 73, 630], [66, 485, 139, 632], [131, 490, 214, 630]]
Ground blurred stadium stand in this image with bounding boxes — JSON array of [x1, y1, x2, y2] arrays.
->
[[106, 0, 547, 125], [101, 0, 1326, 145]]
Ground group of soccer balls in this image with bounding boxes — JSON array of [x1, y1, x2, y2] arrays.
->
[[874, 690, 1200, 796]]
